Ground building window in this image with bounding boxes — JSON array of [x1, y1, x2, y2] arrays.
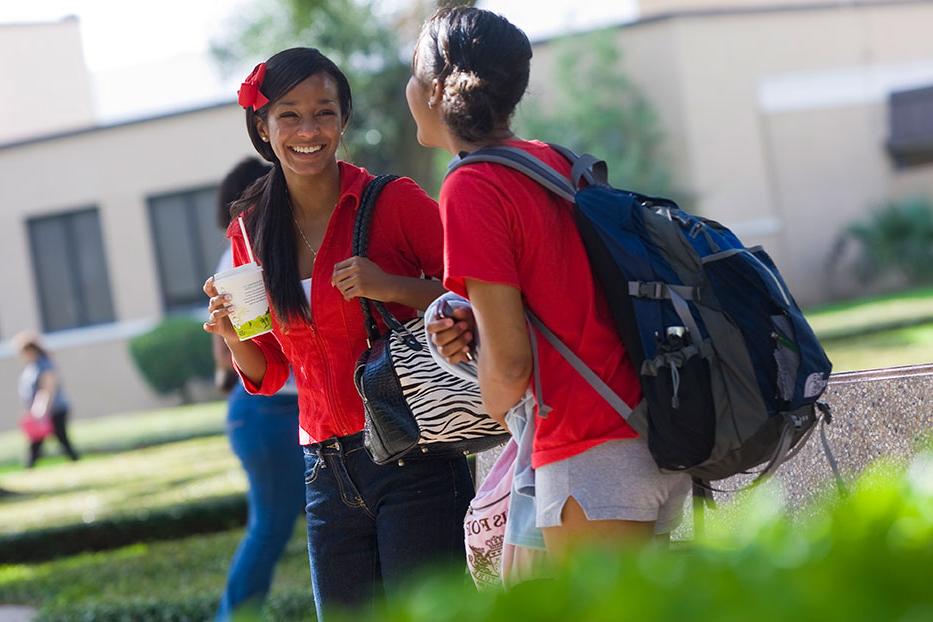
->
[[148, 186, 225, 311], [888, 84, 933, 168], [28, 208, 116, 332]]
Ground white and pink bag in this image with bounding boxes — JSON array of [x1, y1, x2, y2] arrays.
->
[[464, 439, 547, 588]]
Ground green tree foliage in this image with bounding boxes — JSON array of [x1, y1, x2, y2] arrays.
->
[[841, 197, 933, 285], [212, 0, 473, 192], [517, 29, 677, 199], [128, 317, 213, 402]]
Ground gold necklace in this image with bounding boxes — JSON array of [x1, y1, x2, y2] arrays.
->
[[293, 218, 319, 261]]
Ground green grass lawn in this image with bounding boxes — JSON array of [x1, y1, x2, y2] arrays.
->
[[805, 286, 933, 339], [819, 323, 933, 373], [0, 435, 242, 536], [804, 287, 933, 372], [0, 401, 226, 471], [0, 524, 312, 621]]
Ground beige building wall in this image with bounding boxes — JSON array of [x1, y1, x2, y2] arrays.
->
[[0, 18, 95, 144], [637, 0, 908, 17], [530, 0, 933, 304], [0, 104, 255, 429]]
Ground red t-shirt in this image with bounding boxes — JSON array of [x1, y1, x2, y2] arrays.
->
[[440, 139, 641, 468], [229, 161, 443, 444]]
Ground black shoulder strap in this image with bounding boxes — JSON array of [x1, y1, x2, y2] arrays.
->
[[351, 175, 420, 349]]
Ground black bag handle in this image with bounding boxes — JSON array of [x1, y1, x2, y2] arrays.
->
[[351, 175, 422, 351]]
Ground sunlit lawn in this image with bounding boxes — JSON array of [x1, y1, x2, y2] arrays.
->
[[806, 287, 933, 339], [0, 524, 311, 621], [0, 401, 226, 471], [819, 323, 933, 373], [0, 435, 243, 535], [805, 287, 933, 372]]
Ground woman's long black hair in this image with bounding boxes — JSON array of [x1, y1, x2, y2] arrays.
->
[[231, 47, 353, 324]]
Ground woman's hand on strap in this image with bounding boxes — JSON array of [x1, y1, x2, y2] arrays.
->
[[332, 256, 446, 310], [332, 256, 394, 302]]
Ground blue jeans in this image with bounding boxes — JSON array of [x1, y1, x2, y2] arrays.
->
[[303, 432, 473, 620], [216, 386, 305, 621]]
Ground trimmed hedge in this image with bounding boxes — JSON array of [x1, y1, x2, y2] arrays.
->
[[35, 591, 314, 622], [0, 522, 311, 622], [0, 494, 246, 563], [129, 317, 214, 401]]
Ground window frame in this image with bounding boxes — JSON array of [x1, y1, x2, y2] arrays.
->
[[27, 206, 117, 333], [887, 84, 933, 169], [146, 184, 223, 312]]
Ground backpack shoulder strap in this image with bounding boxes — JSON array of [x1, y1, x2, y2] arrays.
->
[[447, 146, 578, 203], [526, 310, 634, 422], [546, 143, 610, 188]]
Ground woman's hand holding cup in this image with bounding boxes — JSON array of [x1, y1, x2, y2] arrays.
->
[[203, 276, 239, 343]]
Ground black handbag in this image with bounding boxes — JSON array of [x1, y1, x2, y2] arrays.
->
[[352, 175, 508, 465]]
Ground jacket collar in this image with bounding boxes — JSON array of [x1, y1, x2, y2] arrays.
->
[[227, 160, 372, 241]]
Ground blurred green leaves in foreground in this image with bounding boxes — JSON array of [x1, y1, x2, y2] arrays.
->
[[356, 451, 932, 622]]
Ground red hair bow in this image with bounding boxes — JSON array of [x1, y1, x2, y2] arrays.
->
[[238, 63, 270, 111]]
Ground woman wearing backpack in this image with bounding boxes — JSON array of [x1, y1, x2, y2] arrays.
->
[[409, 7, 690, 557], [203, 47, 472, 620]]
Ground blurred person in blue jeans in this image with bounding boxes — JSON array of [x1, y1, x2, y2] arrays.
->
[[213, 158, 305, 621]]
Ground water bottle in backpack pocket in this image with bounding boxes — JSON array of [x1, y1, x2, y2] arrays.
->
[[639, 328, 716, 471]]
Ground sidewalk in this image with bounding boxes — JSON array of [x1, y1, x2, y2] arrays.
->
[[0, 606, 36, 622]]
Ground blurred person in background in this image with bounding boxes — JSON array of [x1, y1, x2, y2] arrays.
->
[[14, 332, 80, 468], [213, 157, 305, 621]]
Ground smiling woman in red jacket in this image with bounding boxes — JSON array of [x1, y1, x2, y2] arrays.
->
[[203, 47, 472, 621]]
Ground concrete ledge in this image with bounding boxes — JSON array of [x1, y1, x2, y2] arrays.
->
[[714, 363, 932, 515], [475, 364, 933, 530]]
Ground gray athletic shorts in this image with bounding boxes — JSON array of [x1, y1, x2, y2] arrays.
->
[[535, 438, 691, 534]]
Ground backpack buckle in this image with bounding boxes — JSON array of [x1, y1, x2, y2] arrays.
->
[[629, 281, 667, 299]]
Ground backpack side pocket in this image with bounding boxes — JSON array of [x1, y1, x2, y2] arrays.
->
[[641, 340, 716, 471]]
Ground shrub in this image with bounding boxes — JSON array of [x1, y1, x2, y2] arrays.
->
[[0, 525, 312, 622], [842, 196, 933, 285], [0, 495, 246, 563], [129, 317, 214, 402], [347, 452, 933, 622]]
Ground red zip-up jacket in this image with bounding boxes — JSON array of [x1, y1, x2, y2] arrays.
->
[[228, 161, 443, 445]]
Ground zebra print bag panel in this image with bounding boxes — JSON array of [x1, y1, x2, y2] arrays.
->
[[355, 314, 508, 465], [351, 175, 508, 465]]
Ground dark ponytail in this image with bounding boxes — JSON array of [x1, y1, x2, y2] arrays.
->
[[414, 7, 532, 143], [230, 47, 353, 324]]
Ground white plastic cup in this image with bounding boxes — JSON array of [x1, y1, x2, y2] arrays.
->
[[212, 262, 274, 341]]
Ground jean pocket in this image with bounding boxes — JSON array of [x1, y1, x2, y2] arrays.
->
[[304, 453, 325, 485]]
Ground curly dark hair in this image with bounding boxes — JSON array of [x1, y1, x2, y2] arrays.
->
[[413, 7, 532, 143]]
